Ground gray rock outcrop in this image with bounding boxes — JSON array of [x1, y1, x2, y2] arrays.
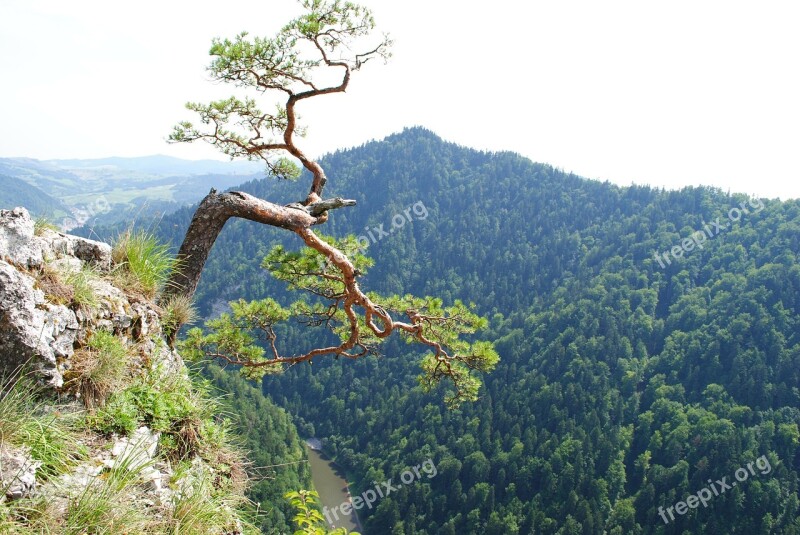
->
[[0, 207, 179, 388]]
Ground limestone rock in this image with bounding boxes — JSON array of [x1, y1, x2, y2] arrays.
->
[[0, 208, 43, 268], [0, 260, 78, 387], [1, 446, 41, 501]]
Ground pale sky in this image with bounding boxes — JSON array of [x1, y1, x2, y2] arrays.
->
[[1, 1, 798, 199]]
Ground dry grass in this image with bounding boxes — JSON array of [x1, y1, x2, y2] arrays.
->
[[34, 263, 75, 306], [64, 331, 129, 410], [161, 293, 198, 340]]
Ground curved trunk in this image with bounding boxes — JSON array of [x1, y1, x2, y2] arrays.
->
[[162, 189, 354, 303]]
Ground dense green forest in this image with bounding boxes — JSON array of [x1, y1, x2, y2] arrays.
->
[[87, 127, 800, 534], [201, 364, 312, 533]]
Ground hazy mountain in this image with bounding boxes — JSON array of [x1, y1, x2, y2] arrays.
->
[[47, 154, 262, 176], [0, 155, 265, 229], [0, 174, 70, 219]]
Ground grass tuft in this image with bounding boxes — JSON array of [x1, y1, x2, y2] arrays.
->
[[33, 217, 59, 236], [62, 445, 153, 534], [111, 230, 177, 299], [65, 330, 129, 409], [162, 293, 198, 340], [65, 265, 100, 311], [164, 466, 258, 535], [0, 371, 85, 480]]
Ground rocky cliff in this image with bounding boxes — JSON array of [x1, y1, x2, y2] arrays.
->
[[0, 207, 254, 533]]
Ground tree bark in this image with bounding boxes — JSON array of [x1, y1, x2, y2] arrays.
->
[[162, 189, 354, 303]]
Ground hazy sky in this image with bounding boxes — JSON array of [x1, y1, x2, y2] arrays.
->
[[1, 1, 798, 199]]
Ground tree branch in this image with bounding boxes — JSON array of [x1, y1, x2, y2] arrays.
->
[[162, 189, 353, 302]]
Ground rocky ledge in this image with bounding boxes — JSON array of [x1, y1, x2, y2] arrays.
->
[[0, 208, 248, 533]]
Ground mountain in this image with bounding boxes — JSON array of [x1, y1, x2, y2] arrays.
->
[[48, 154, 263, 177], [0, 156, 264, 230], [84, 127, 800, 534], [0, 174, 69, 219]]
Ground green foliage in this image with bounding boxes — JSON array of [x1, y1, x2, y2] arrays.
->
[[285, 490, 359, 535], [181, 235, 498, 406], [112, 229, 177, 298], [87, 365, 228, 461], [180, 298, 288, 378], [169, 0, 391, 175], [139, 127, 800, 532]]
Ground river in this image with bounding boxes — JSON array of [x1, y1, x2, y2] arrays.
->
[[305, 441, 362, 533]]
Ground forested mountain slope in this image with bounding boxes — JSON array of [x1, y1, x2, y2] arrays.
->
[[112, 127, 799, 534], [0, 174, 69, 220]]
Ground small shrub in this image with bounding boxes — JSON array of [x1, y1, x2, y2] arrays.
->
[[87, 388, 140, 435], [112, 230, 177, 298], [65, 330, 129, 409], [86, 368, 227, 461]]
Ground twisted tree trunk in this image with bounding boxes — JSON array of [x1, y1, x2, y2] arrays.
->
[[162, 189, 355, 304]]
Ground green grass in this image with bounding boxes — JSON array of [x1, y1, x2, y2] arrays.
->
[[33, 216, 59, 236], [111, 230, 178, 298], [0, 495, 58, 534], [164, 467, 258, 535], [0, 372, 85, 481], [62, 445, 153, 534], [64, 265, 100, 311]]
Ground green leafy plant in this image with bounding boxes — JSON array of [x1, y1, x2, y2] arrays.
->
[[285, 490, 357, 535]]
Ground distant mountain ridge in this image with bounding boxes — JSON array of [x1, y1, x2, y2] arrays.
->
[[46, 154, 263, 176], [0, 174, 69, 220], [0, 155, 265, 229]]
